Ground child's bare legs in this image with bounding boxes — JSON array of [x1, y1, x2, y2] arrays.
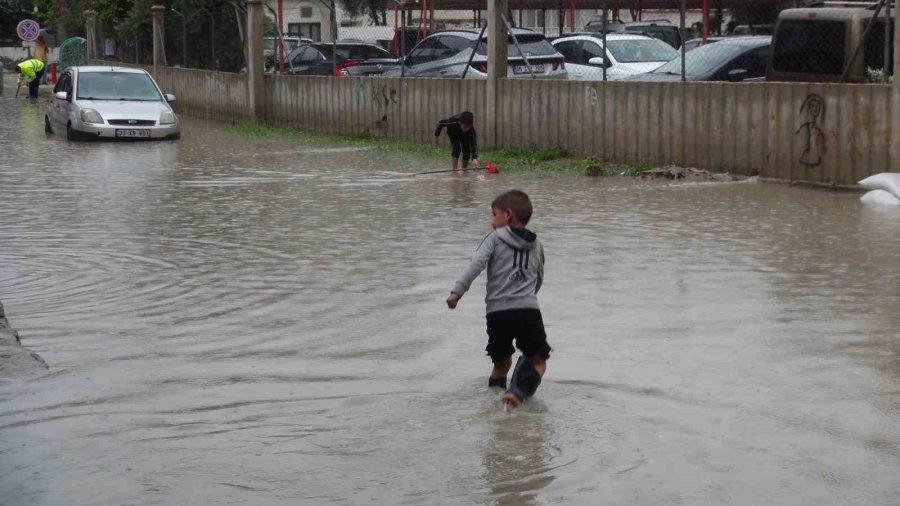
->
[[451, 157, 460, 171], [490, 355, 512, 386]]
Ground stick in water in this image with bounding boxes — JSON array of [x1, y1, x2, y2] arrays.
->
[[415, 162, 498, 176]]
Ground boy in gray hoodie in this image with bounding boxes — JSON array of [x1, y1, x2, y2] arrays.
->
[[446, 190, 550, 407]]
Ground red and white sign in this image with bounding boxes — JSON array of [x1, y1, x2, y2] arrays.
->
[[17, 19, 41, 42]]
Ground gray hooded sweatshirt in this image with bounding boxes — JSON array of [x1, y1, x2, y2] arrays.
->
[[452, 226, 545, 314]]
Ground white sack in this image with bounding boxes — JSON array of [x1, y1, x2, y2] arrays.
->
[[858, 173, 900, 199], [860, 189, 900, 206]]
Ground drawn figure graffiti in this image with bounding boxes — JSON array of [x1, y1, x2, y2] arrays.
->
[[796, 94, 826, 166], [372, 85, 398, 107]]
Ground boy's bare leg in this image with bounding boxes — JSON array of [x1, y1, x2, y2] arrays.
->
[[451, 157, 459, 171], [490, 356, 512, 384], [462, 158, 470, 169]]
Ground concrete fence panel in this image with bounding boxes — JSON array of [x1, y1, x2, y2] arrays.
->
[[152, 65, 898, 186]]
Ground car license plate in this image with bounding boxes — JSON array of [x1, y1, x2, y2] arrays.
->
[[115, 129, 150, 138], [513, 64, 544, 74]]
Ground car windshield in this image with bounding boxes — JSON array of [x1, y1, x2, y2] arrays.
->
[[476, 34, 557, 56], [77, 72, 161, 101], [624, 25, 680, 48], [653, 42, 748, 76], [606, 39, 678, 62]]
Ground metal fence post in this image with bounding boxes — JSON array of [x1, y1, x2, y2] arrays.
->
[[487, 0, 508, 148], [151, 5, 166, 76], [246, 0, 265, 121], [680, 0, 686, 81]]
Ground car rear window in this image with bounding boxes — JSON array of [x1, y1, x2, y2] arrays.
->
[[476, 34, 557, 56], [772, 20, 846, 75], [607, 39, 678, 62], [317, 45, 392, 62], [624, 25, 680, 48], [77, 72, 162, 101]]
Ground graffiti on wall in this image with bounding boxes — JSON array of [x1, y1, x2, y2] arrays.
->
[[796, 94, 826, 166], [370, 84, 398, 132]]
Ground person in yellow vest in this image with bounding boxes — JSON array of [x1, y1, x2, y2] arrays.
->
[[15, 58, 46, 99]]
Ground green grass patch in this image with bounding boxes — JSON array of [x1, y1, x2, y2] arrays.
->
[[225, 122, 607, 174]]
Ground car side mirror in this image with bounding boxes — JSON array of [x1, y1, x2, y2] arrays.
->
[[728, 69, 748, 82], [588, 56, 612, 68], [165, 94, 176, 102], [54, 91, 67, 100]]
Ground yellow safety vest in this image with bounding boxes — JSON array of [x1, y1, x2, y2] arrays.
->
[[16, 59, 45, 84]]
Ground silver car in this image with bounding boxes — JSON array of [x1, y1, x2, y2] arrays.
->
[[45, 66, 180, 141], [553, 34, 678, 81], [389, 29, 567, 79]]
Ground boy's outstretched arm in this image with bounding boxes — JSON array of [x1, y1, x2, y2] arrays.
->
[[446, 232, 495, 309]]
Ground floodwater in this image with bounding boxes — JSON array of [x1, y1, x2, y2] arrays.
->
[[1, 94, 900, 506]]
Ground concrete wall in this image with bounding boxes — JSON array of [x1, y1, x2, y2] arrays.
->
[[154, 67, 253, 122], [137, 64, 898, 186]]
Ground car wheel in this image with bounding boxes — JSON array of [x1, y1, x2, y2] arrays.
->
[[66, 123, 77, 142], [168, 132, 181, 140], [44, 116, 53, 134]]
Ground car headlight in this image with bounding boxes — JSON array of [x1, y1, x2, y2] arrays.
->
[[80, 108, 104, 124], [160, 111, 176, 125]]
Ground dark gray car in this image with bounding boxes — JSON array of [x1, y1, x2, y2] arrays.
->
[[628, 36, 771, 82], [390, 29, 567, 79], [283, 43, 398, 76]]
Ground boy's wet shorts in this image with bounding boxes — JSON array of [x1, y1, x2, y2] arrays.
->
[[485, 308, 551, 363]]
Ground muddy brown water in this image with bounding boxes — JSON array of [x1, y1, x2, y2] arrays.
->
[[1, 95, 899, 505]]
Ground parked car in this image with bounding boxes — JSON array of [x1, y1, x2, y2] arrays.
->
[[767, 6, 894, 83], [552, 33, 677, 80], [265, 36, 313, 71], [584, 20, 683, 49], [45, 66, 180, 141], [628, 36, 771, 82], [283, 42, 398, 76], [682, 37, 726, 52], [392, 28, 566, 79]]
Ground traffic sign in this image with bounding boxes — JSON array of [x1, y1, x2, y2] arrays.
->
[[17, 19, 41, 42]]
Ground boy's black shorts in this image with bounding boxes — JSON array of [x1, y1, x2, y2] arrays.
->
[[485, 308, 551, 363], [448, 135, 472, 161]]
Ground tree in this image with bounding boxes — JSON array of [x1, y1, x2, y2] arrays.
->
[[338, 0, 389, 26]]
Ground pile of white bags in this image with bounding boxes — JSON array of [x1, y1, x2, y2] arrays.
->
[[859, 173, 900, 206]]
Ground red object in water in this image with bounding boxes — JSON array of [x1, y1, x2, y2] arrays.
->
[[486, 162, 498, 174], [49, 63, 57, 84]]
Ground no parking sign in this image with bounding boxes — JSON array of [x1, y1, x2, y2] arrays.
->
[[17, 19, 41, 42]]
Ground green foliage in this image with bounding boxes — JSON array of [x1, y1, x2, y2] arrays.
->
[[581, 156, 615, 177], [337, 0, 389, 26]]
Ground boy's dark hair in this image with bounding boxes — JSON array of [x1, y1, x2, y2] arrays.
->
[[459, 111, 474, 125], [492, 190, 533, 225]]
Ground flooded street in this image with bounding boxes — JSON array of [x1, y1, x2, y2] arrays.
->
[[1, 95, 900, 505]]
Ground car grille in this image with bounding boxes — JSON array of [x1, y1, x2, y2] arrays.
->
[[108, 119, 156, 126]]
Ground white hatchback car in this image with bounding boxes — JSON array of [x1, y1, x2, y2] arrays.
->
[[552, 34, 678, 80], [45, 66, 180, 141]]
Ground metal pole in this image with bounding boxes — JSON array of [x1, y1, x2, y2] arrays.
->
[[502, 14, 535, 78], [602, 0, 607, 81], [841, 0, 886, 82], [182, 16, 187, 67], [401, 4, 406, 77], [680, 0, 686, 81], [330, 0, 337, 76], [211, 15, 216, 70], [278, 0, 285, 74], [461, 22, 487, 78], [702, 0, 709, 42], [884, 0, 891, 83]]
